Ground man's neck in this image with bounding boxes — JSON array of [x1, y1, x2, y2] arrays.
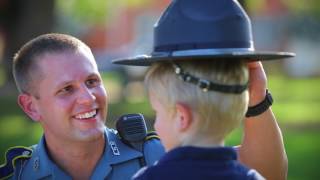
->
[[45, 135, 105, 179]]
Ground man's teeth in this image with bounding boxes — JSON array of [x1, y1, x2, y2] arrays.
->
[[75, 110, 97, 119]]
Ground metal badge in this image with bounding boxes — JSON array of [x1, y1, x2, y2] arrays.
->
[[109, 141, 120, 156]]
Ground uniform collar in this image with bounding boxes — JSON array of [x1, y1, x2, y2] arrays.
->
[[27, 128, 143, 179], [26, 136, 71, 179], [91, 128, 143, 179]]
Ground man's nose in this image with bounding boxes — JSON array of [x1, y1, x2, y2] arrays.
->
[[76, 85, 96, 105]]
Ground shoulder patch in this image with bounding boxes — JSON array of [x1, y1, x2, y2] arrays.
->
[[145, 131, 160, 141], [0, 146, 32, 180]]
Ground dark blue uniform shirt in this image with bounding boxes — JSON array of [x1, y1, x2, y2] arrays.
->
[[133, 146, 264, 180]]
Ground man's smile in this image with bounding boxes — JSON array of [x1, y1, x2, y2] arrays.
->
[[74, 109, 98, 120]]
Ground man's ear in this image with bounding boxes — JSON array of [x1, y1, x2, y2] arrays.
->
[[175, 103, 193, 132], [18, 94, 41, 122]]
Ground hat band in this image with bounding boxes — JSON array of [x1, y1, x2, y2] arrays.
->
[[154, 41, 253, 51], [152, 47, 254, 57], [172, 47, 254, 56]]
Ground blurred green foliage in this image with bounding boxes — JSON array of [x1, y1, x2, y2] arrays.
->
[[247, 0, 320, 16], [56, 0, 109, 24], [284, 0, 320, 16], [269, 76, 320, 123], [56, 0, 154, 25], [0, 73, 319, 179], [0, 67, 4, 87]]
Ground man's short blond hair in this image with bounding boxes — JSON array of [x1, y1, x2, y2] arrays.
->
[[13, 33, 91, 96], [145, 60, 249, 141]]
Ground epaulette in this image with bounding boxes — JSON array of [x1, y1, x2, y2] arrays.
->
[[145, 131, 160, 141], [0, 146, 32, 180]]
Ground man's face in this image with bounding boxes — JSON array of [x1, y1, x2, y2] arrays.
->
[[149, 93, 179, 151], [31, 49, 108, 143]]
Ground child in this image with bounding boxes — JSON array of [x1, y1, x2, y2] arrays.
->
[[113, 0, 294, 179], [132, 60, 264, 179]]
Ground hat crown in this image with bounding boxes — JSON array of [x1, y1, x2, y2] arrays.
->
[[112, 0, 295, 66], [153, 0, 254, 53]]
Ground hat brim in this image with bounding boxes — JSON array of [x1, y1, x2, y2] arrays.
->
[[112, 51, 295, 66]]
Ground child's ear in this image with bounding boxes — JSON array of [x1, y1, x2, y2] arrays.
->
[[175, 103, 193, 132], [18, 94, 41, 122]]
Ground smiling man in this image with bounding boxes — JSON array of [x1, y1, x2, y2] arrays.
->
[[0, 33, 164, 180]]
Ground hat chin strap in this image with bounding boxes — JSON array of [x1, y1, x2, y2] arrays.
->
[[172, 63, 248, 94]]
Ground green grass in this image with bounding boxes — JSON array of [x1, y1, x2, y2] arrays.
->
[[225, 128, 320, 180], [268, 76, 320, 124], [284, 130, 320, 180], [0, 116, 42, 146]]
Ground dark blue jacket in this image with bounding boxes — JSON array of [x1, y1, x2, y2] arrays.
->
[[133, 146, 264, 180]]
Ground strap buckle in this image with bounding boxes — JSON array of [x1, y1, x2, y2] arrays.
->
[[198, 79, 210, 92]]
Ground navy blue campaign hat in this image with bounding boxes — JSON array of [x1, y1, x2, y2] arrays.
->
[[113, 0, 295, 66]]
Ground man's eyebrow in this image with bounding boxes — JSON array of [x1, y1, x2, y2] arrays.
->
[[87, 73, 99, 78], [55, 73, 100, 88], [55, 80, 73, 89]]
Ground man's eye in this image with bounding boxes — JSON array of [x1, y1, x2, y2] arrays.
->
[[86, 78, 100, 87], [59, 86, 73, 94]]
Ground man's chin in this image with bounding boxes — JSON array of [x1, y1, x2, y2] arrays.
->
[[75, 126, 106, 142]]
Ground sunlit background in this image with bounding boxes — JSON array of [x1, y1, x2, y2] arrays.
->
[[0, 0, 319, 179]]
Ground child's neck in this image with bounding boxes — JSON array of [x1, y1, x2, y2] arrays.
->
[[181, 136, 224, 148]]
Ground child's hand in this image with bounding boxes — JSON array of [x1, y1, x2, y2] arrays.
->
[[247, 61, 267, 106]]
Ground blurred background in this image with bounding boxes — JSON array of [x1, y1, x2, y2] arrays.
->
[[0, 0, 319, 179]]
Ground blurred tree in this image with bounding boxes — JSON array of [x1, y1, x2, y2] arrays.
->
[[246, 0, 320, 16], [56, 0, 108, 26], [55, 0, 155, 29], [0, 0, 54, 95]]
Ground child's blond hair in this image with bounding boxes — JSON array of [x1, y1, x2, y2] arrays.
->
[[145, 60, 249, 142]]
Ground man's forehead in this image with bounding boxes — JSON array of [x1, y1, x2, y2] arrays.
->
[[36, 51, 99, 83], [37, 50, 97, 68]]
